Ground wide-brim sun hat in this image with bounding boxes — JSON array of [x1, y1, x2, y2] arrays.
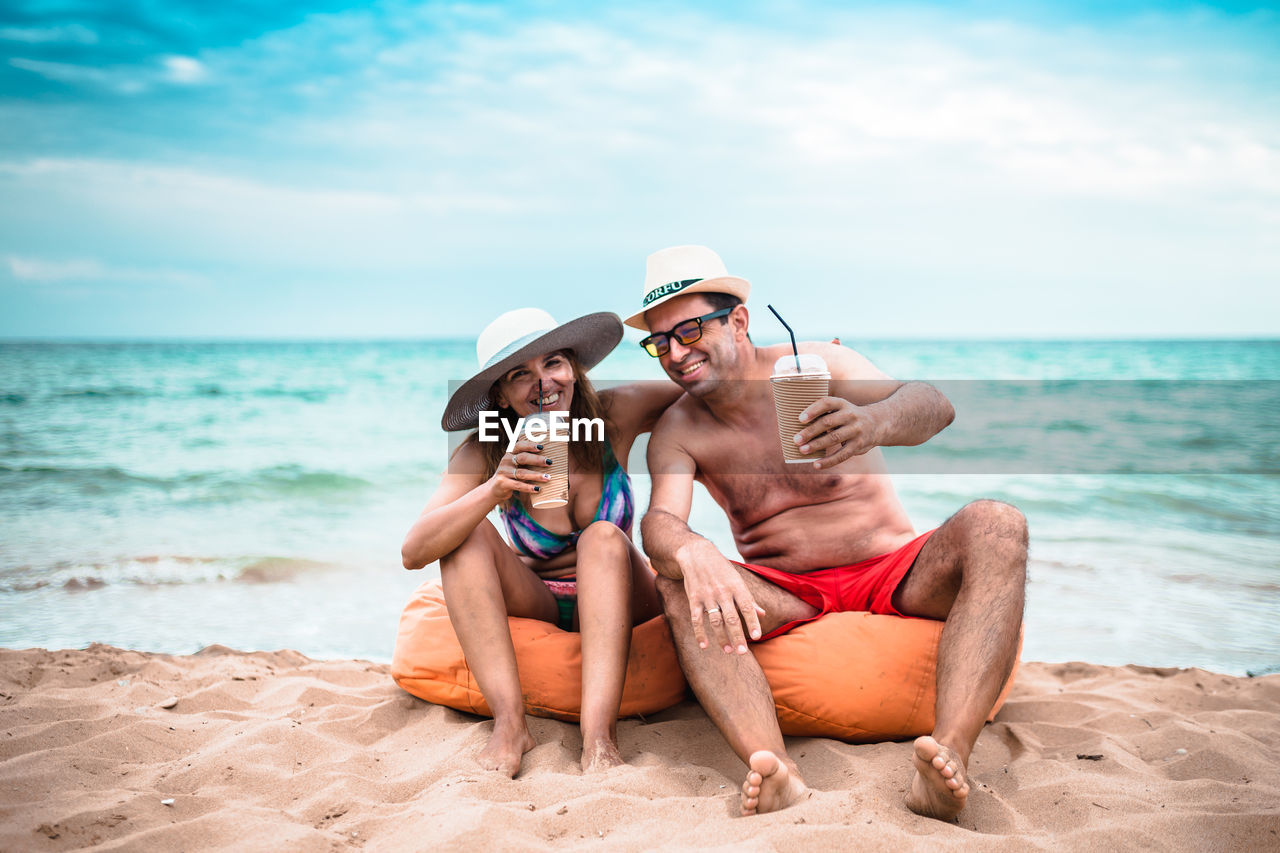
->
[[623, 245, 751, 331], [441, 308, 623, 431]]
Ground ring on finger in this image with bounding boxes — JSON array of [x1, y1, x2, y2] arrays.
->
[[705, 607, 721, 614]]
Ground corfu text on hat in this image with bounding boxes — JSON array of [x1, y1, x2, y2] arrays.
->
[[643, 278, 702, 306], [478, 411, 605, 452]]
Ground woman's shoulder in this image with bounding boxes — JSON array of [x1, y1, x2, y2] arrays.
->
[[447, 433, 489, 472]]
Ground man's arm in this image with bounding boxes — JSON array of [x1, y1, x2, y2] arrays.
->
[[639, 415, 699, 581], [642, 414, 763, 653], [852, 380, 955, 446], [792, 341, 955, 469]]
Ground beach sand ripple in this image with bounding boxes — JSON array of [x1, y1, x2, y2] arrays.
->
[[1, 647, 1277, 851]]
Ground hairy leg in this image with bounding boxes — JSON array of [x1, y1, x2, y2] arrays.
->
[[891, 500, 1028, 820], [439, 519, 559, 777], [657, 569, 816, 815], [573, 521, 640, 772]]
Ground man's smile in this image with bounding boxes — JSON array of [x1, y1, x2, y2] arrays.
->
[[675, 359, 707, 379]]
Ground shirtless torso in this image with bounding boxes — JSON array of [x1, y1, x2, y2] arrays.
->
[[650, 340, 918, 572]]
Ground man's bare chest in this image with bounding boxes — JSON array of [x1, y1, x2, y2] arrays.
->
[[690, 432, 845, 520]]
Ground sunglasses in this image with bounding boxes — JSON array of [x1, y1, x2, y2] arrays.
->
[[639, 307, 734, 358]]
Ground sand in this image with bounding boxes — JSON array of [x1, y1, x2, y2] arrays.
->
[[1, 645, 1277, 852]]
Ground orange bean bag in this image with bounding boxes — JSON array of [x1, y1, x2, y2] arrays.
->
[[391, 581, 1020, 741], [758, 611, 1021, 741], [391, 582, 687, 722]]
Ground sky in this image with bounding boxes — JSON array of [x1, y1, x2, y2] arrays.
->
[[1, 1, 1277, 340]]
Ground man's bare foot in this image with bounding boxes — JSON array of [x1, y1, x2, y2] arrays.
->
[[477, 721, 536, 778], [740, 750, 809, 816], [580, 737, 624, 773], [905, 735, 970, 821]]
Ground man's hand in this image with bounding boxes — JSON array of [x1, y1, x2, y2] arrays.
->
[[794, 396, 882, 470], [675, 539, 765, 654]]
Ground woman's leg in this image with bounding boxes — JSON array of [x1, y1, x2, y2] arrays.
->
[[439, 519, 558, 777], [627, 544, 663, 625], [573, 521, 652, 771]]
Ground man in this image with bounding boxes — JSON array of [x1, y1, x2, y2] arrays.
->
[[628, 245, 1027, 820]]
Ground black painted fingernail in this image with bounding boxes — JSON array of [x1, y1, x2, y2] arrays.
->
[[537, 444, 543, 450], [545, 457, 553, 465], [534, 486, 541, 492]]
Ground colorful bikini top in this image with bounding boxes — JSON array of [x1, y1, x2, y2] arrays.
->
[[499, 440, 634, 561]]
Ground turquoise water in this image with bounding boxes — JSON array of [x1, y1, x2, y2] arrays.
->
[[1, 339, 1277, 674]]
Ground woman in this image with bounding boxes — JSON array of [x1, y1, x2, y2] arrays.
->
[[401, 308, 680, 777]]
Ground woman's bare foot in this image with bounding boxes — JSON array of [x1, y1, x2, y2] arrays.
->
[[740, 750, 809, 816], [477, 720, 536, 778], [580, 736, 624, 773], [905, 735, 970, 821]]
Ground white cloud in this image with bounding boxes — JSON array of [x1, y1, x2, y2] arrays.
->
[[9, 54, 210, 93], [0, 24, 98, 44], [0, 157, 538, 214], [8, 57, 128, 90], [7, 256, 103, 281], [0, 158, 550, 273], [162, 56, 208, 85], [236, 6, 1278, 210], [6, 254, 207, 288]]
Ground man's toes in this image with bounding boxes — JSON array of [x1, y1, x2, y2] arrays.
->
[[914, 736, 944, 767], [742, 768, 762, 809], [748, 750, 782, 778], [742, 751, 788, 817]]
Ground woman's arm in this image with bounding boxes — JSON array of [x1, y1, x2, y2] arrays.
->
[[400, 438, 548, 569]]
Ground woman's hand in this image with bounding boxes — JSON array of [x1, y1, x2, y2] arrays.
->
[[489, 438, 554, 502]]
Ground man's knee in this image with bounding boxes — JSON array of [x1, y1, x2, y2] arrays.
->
[[947, 501, 1028, 592], [957, 499, 1028, 547]]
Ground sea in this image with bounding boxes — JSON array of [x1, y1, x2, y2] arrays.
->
[[1, 339, 1277, 675]]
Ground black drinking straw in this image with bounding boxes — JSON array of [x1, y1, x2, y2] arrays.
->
[[538, 379, 543, 414], [767, 304, 802, 373]]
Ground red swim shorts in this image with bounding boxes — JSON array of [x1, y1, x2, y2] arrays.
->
[[733, 529, 935, 641]]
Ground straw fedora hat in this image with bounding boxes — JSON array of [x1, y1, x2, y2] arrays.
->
[[623, 245, 751, 331], [441, 308, 623, 431]]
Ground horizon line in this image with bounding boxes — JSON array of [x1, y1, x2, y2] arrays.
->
[[1, 334, 1277, 345]]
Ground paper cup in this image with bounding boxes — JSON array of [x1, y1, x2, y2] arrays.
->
[[525, 415, 570, 509], [532, 439, 570, 508], [771, 354, 830, 464]]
